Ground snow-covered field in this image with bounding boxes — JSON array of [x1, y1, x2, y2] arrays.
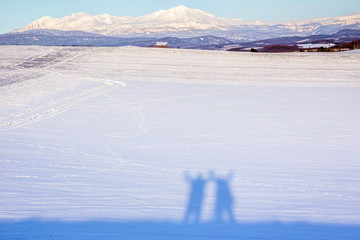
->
[[1, 46, 360, 239]]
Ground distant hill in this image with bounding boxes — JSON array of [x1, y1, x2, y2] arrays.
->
[[0, 30, 232, 48], [1, 28, 359, 52], [0, 30, 155, 47], [227, 29, 360, 52]]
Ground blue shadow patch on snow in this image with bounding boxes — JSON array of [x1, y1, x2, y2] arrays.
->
[[183, 170, 235, 224], [1, 220, 360, 240]]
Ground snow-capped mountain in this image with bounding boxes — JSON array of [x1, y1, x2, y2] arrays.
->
[[12, 6, 360, 41], [15, 6, 240, 36]]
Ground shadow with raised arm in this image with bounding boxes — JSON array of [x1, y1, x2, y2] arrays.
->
[[183, 172, 207, 224], [209, 170, 235, 223]]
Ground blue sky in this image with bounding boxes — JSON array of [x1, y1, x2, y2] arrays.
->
[[1, 0, 360, 34]]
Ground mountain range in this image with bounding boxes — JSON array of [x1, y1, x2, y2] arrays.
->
[[11, 6, 360, 41], [1, 6, 360, 51]]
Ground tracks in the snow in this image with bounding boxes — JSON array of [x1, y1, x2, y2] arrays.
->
[[0, 48, 127, 131], [0, 78, 125, 131]]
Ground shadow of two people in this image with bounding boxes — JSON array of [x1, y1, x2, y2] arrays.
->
[[183, 170, 235, 224]]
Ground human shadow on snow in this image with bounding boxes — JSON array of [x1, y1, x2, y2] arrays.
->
[[183, 172, 207, 223], [1, 171, 360, 239], [183, 170, 235, 224]]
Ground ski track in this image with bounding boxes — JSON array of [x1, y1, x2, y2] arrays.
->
[[0, 79, 125, 131], [102, 86, 262, 177], [0, 48, 126, 131]]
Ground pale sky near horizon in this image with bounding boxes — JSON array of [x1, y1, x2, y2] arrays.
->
[[1, 0, 360, 34]]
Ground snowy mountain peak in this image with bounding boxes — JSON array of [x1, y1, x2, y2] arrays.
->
[[164, 5, 214, 17], [165, 5, 192, 14], [144, 5, 216, 22], [26, 16, 53, 29], [70, 12, 91, 17], [171, 5, 190, 11]]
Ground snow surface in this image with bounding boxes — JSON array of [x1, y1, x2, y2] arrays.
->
[[1, 46, 360, 239]]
